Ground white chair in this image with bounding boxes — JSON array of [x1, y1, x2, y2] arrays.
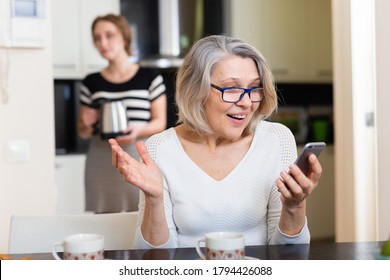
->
[[8, 211, 138, 254]]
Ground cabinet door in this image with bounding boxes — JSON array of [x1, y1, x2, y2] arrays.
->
[[260, 0, 309, 82], [307, 0, 333, 82], [229, 0, 332, 83], [80, 0, 120, 74], [52, 0, 120, 79], [55, 155, 86, 215], [52, 0, 83, 79]]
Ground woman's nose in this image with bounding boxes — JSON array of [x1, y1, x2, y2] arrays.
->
[[96, 36, 108, 48], [235, 92, 252, 107]]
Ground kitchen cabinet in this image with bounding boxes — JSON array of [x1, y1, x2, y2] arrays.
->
[[52, 0, 120, 79], [229, 0, 332, 83], [55, 154, 87, 214]]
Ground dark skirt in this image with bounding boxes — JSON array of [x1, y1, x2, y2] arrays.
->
[[84, 135, 143, 213]]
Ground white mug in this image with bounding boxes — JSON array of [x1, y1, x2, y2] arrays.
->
[[52, 233, 104, 260], [196, 232, 245, 260]]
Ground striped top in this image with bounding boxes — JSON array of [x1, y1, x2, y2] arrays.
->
[[80, 67, 166, 126]]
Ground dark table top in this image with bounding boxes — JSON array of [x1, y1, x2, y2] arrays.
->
[[8, 241, 387, 260]]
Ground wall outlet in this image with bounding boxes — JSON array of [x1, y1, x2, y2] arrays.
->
[[7, 140, 30, 162]]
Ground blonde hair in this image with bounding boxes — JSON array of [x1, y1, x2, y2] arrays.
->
[[176, 35, 278, 135], [91, 14, 132, 55]]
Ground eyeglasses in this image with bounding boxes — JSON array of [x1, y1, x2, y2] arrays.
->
[[210, 83, 264, 103]]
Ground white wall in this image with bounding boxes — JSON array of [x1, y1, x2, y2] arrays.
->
[[375, 0, 390, 240], [349, 0, 377, 241], [0, 1, 56, 252]]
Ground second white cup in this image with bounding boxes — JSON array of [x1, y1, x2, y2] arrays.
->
[[196, 231, 245, 260]]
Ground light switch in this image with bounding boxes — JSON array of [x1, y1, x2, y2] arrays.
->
[[7, 140, 30, 162]]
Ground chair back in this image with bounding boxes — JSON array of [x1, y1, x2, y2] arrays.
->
[[8, 212, 138, 254]]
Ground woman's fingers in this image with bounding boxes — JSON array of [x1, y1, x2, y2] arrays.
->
[[277, 162, 319, 207], [278, 170, 305, 200], [136, 141, 154, 165], [276, 177, 292, 199], [109, 138, 132, 168], [307, 154, 322, 182], [288, 164, 312, 195], [276, 153, 324, 209], [109, 139, 119, 167], [108, 139, 163, 198], [109, 138, 146, 187]]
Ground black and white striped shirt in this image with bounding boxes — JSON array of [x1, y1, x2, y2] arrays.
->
[[80, 68, 166, 126]]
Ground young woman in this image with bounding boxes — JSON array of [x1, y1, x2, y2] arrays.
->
[[78, 14, 167, 213]]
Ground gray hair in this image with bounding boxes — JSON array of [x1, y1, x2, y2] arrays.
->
[[175, 35, 278, 135]]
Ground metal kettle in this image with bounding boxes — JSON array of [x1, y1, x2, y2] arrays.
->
[[100, 101, 128, 140]]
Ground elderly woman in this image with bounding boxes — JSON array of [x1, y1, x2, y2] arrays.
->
[[109, 35, 322, 248]]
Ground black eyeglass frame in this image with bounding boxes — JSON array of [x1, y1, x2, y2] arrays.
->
[[210, 83, 264, 103]]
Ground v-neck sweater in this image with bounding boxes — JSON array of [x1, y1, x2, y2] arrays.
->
[[134, 121, 310, 249]]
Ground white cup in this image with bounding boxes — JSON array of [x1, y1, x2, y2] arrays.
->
[[196, 232, 245, 260], [52, 233, 104, 260]]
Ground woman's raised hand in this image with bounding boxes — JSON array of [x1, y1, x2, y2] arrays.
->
[[109, 139, 164, 199]]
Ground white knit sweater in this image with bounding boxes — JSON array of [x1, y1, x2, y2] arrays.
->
[[134, 121, 310, 249]]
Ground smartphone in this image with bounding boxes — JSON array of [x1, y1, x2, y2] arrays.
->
[[295, 142, 326, 174]]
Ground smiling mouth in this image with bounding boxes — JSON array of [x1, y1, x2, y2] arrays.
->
[[227, 114, 246, 120]]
